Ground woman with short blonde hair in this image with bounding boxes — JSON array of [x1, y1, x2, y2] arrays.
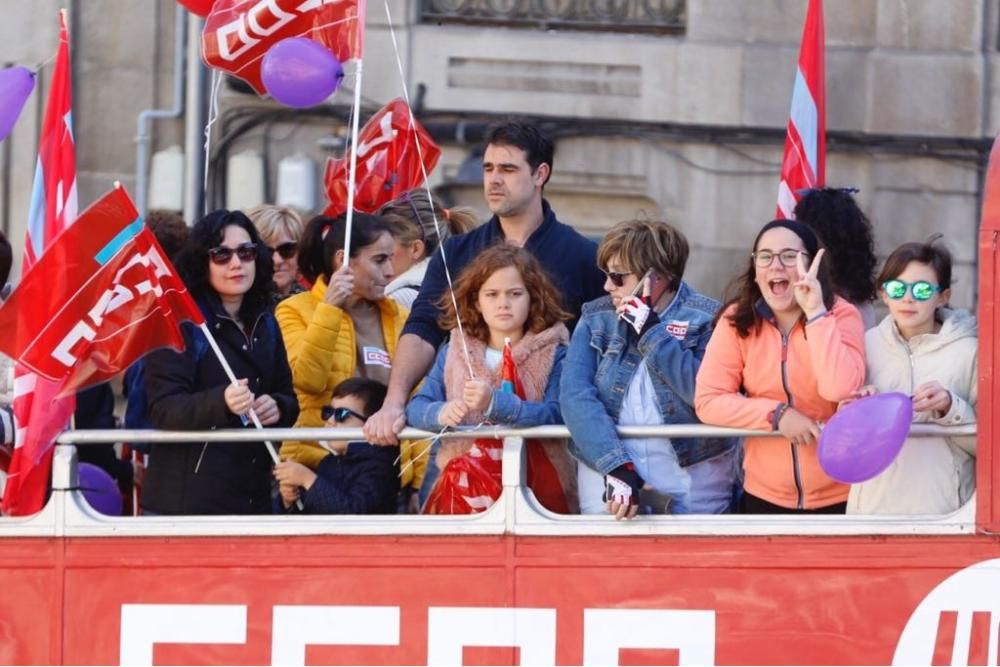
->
[[246, 205, 305, 302]]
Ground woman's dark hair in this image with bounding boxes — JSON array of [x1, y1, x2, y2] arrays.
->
[[877, 234, 953, 290], [174, 209, 274, 320], [793, 187, 878, 303], [145, 209, 189, 262], [0, 229, 11, 287], [721, 219, 836, 338], [332, 377, 388, 418], [298, 212, 393, 283]]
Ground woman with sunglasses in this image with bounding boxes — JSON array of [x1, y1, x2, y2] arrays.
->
[[695, 220, 866, 514], [276, 212, 407, 470], [377, 189, 478, 310], [142, 210, 299, 515], [246, 205, 306, 304], [561, 219, 739, 519], [845, 237, 977, 515]]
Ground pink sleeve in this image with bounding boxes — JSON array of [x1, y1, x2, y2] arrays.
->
[[805, 301, 866, 403], [695, 313, 781, 431]]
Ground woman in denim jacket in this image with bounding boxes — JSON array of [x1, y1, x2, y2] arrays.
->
[[561, 219, 739, 519]]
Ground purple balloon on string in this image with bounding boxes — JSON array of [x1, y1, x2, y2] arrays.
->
[[261, 37, 344, 108], [818, 392, 913, 484], [78, 462, 123, 516], [0, 66, 36, 142]]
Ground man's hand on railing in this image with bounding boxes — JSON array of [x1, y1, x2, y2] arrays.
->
[[364, 403, 407, 445], [604, 463, 645, 521]]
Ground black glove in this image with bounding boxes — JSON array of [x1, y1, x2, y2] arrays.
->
[[604, 463, 644, 508], [619, 296, 660, 338]]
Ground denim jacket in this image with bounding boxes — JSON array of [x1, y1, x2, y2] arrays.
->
[[560, 282, 737, 474]]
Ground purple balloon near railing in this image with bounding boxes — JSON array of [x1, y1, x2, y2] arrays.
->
[[0, 66, 36, 142], [261, 37, 344, 109], [78, 462, 123, 516], [818, 392, 913, 484]]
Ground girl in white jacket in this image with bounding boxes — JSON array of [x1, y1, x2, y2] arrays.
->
[[847, 237, 977, 515]]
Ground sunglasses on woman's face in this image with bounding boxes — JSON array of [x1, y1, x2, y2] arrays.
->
[[321, 405, 368, 423], [604, 271, 632, 287], [269, 241, 298, 260], [882, 279, 941, 301], [208, 242, 258, 265]]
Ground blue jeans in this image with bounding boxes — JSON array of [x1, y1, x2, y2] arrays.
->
[[578, 445, 741, 515]]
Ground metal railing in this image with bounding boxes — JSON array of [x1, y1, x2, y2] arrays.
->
[[0, 423, 979, 538], [418, 0, 687, 35]]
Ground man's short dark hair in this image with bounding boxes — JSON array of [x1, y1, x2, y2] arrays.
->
[[484, 119, 554, 185], [331, 378, 388, 418], [0, 229, 12, 287]]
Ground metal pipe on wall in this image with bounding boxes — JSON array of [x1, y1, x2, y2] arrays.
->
[[134, 4, 187, 217], [182, 14, 207, 223]]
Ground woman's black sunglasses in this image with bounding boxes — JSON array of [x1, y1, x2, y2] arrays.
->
[[604, 271, 631, 287], [208, 242, 258, 265], [269, 241, 298, 260], [321, 406, 368, 423]]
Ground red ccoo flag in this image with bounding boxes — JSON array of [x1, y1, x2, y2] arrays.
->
[[0, 185, 205, 396], [5, 12, 79, 516], [776, 0, 825, 219], [0, 186, 205, 515]]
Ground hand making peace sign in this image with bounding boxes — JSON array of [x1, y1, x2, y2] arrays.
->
[[793, 247, 827, 319]]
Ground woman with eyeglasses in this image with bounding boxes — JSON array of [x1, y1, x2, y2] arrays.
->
[[245, 205, 306, 304], [561, 219, 739, 519], [695, 220, 865, 514], [377, 189, 478, 311], [275, 212, 407, 470], [142, 210, 299, 515], [845, 236, 977, 515]]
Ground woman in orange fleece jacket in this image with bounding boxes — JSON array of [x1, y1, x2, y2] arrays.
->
[[695, 220, 865, 513]]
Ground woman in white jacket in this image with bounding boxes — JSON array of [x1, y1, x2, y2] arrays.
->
[[377, 190, 478, 311], [847, 236, 977, 515]]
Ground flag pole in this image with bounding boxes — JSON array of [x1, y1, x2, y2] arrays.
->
[[342, 1, 366, 269]]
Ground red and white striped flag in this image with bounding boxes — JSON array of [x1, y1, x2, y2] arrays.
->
[[3, 11, 79, 516], [776, 0, 825, 219]]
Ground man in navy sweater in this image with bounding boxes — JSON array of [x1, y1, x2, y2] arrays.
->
[[365, 119, 606, 445]]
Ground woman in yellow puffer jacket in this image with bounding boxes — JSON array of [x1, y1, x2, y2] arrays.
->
[[276, 213, 414, 480]]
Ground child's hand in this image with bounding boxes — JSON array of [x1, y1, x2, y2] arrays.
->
[[273, 460, 317, 490], [912, 381, 952, 417], [278, 482, 301, 509], [438, 400, 469, 428], [463, 379, 493, 412]]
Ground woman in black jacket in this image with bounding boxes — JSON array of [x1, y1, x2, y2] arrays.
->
[[142, 210, 299, 515]]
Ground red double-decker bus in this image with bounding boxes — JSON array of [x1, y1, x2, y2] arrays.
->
[[1, 141, 998, 666]]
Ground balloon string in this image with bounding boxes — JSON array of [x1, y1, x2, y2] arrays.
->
[[382, 0, 476, 381]]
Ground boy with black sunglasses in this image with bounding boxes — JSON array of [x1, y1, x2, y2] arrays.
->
[[273, 378, 399, 514]]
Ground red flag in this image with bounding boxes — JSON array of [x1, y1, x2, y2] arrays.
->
[[323, 98, 441, 218], [202, 0, 363, 95], [776, 0, 825, 219], [5, 12, 78, 516], [0, 186, 205, 394]]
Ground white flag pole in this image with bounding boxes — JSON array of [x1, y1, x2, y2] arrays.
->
[[342, 3, 366, 269]]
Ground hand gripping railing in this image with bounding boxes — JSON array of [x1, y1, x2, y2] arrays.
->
[[0, 423, 979, 537]]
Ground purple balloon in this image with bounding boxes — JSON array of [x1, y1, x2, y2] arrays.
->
[[78, 462, 123, 516], [261, 37, 344, 108], [0, 66, 35, 142], [818, 392, 913, 484]]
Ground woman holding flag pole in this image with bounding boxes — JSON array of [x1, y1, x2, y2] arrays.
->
[[141, 210, 299, 515]]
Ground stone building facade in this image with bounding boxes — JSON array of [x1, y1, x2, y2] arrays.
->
[[1, 0, 996, 308]]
